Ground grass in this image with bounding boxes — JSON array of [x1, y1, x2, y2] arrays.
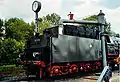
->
[[0, 65, 25, 76], [0, 65, 23, 71]]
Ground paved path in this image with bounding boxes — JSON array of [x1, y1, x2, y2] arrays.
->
[[110, 76, 120, 82]]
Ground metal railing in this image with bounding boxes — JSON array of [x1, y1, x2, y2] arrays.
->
[[97, 66, 112, 82]]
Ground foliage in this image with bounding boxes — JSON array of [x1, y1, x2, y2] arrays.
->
[[38, 13, 61, 35], [4, 13, 60, 40], [0, 38, 24, 64], [42, 13, 61, 25], [0, 19, 4, 39], [0, 19, 3, 33], [30, 21, 36, 35], [0, 13, 61, 65], [83, 15, 116, 36], [5, 18, 34, 42], [38, 21, 51, 35], [83, 15, 97, 21], [0, 65, 24, 76]]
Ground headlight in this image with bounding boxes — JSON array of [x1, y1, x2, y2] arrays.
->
[[19, 53, 24, 58], [19, 54, 21, 58], [33, 53, 36, 57], [33, 52, 40, 57]]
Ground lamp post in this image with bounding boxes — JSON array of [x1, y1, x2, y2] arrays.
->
[[32, 1, 41, 35], [98, 10, 107, 67]]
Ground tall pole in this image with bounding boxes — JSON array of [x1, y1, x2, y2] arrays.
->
[[35, 12, 39, 34], [32, 1, 41, 35], [98, 10, 107, 67]]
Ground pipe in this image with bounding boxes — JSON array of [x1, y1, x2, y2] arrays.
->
[[59, 19, 103, 25]]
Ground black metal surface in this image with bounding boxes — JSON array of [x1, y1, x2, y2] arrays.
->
[[63, 25, 99, 39], [26, 35, 48, 49], [52, 35, 101, 62], [23, 25, 101, 63], [43, 26, 58, 37]]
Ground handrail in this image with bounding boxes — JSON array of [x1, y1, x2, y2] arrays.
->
[[59, 19, 103, 25], [97, 66, 111, 82]]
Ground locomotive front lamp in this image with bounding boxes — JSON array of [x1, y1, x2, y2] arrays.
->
[[32, 1, 41, 12]]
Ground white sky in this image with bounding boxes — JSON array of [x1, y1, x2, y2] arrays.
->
[[0, 0, 120, 33]]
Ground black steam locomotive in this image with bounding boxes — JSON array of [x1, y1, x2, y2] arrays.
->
[[17, 17, 109, 79]]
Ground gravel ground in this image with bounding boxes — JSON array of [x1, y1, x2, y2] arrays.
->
[[1, 69, 120, 82], [0, 74, 99, 82], [1, 74, 120, 82], [110, 76, 120, 82]]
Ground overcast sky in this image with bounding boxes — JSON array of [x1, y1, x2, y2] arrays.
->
[[0, 0, 120, 33]]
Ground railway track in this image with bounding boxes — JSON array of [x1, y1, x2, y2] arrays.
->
[[0, 72, 99, 82], [0, 68, 120, 82]]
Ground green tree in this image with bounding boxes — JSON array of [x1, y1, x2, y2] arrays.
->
[[0, 13, 61, 65], [5, 18, 34, 42], [38, 20, 51, 35], [38, 13, 61, 34], [38, 13, 61, 35], [0, 19, 4, 39], [0, 38, 24, 64], [83, 15, 115, 36], [42, 13, 61, 25], [83, 15, 97, 21]]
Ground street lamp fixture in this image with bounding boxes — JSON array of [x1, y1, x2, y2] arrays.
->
[[32, 1, 41, 35]]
